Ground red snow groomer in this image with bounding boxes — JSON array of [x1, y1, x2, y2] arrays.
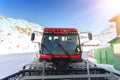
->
[[2, 28, 120, 80], [32, 28, 83, 68]]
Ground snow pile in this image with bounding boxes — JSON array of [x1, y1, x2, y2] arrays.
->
[[79, 33, 101, 52], [81, 40, 101, 52], [88, 58, 120, 74], [0, 15, 42, 55]]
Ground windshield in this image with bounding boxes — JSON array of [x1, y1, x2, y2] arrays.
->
[[41, 34, 81, 56]]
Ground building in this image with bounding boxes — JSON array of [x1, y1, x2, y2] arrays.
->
[[108, 14, 120, 70]]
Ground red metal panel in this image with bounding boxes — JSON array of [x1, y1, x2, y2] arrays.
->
[[43, 28, 77, 34], [39, 54, 82, 59]]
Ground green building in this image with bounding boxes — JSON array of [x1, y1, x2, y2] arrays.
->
[[94, 13, 120, 71], [108, 37, 120, 70], [108, 14, 120, 71]]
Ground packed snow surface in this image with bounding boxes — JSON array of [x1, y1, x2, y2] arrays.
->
[[0, 52, 36, 79]]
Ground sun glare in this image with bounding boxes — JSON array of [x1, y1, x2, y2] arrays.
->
[[102, 0, 120, 14]]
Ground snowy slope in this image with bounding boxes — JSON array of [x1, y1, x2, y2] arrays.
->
[[94, 26, 116, 47], [82, 26, 116, 51], [0, 15, 42, 55], [0, 52, 36, 79], [0, 15, 116, 54]]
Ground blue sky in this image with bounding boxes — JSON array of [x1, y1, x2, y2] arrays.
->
[[0, 0, 120, 34]]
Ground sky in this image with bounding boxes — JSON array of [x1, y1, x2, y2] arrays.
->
[[0, 0, 120, 34]]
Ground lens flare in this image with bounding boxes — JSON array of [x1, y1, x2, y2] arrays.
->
[[102, 0, 120, 15]]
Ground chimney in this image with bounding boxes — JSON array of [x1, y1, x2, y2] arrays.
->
[[109, 14, 120, 37]]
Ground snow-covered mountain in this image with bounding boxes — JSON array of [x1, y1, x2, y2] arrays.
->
[[0, 14, 117, 55], [0, 15, 42, 54], [94, 26, 116, 47], [81, 26, 116, 52]]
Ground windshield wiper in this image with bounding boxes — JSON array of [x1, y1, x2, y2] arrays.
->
[[58, 43, 71, 58], [42, 43, 54, 57]]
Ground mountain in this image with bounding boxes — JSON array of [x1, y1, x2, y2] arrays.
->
[[0, 14, 116, 54], [82, 26, 116, 52], [94, 26, 116, 47], [0, 15, 42, 54]]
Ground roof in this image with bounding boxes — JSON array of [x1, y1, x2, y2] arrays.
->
[[109, 13, 120, 22], [108, 37, 120, 44], [43, 27, 77, 34], [83, 40, 101, 46]]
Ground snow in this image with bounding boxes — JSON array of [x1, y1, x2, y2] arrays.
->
[[94, 26, 116, 46], [0, 15, 41, 55], [83, 40, 101, 46], [88, 58, 120, 74], [0, 15, 42, 78], [0, 52, 36, 79], [0, 40, 38, 55]]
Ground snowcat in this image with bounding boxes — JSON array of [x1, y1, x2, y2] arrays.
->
[[2, 28, 120, 80]]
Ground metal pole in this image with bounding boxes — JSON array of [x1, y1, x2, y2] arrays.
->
[[87, 52, 91, 80], [42, 60, 45, 80]]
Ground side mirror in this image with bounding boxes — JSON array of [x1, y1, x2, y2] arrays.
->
[[88, 32, 92, 40], [31, 32, 35, 41]]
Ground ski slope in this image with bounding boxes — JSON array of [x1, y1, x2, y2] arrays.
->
[[0, 52, 36, 79]]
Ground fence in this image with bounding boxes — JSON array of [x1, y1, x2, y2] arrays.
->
[[94, 47, 114, 65]]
